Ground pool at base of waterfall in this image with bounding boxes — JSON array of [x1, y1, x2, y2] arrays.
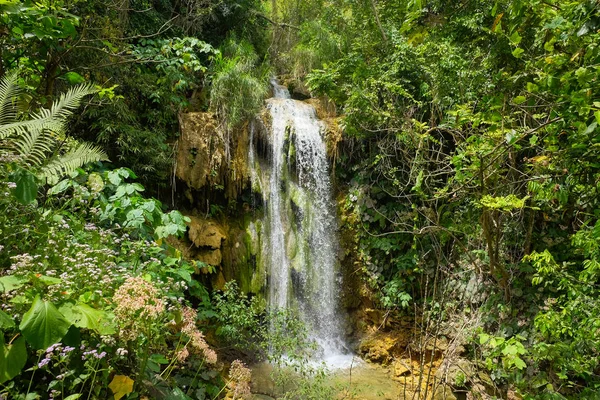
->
[[249, 358, 418, 400]]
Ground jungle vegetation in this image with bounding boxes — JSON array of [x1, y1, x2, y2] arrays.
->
[[1, 0, 600, 399]]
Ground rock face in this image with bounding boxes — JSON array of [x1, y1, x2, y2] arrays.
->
[[176, 112, 250, 199], [358, 331, 407, 364], [188, 217, 227, 250]]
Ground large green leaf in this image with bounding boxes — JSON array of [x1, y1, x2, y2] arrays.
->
[[0, 336, 27, 384], [0, 310, 15, 329], [19, 297, 72, 349], [0, 275, 26, 293], [11, 168, 38, 205], [59, 303, 115, 335]]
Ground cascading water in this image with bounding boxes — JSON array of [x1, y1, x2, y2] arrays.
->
[[250, 80, 352, 367]]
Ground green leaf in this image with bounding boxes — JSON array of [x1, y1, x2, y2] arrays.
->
[[0, 275, 26, 293], [63, 72, 85, 84], [60, 303, 115, 335], [595, 111, 600, 124], [509, 31, 522, 45], [479, 333, 490, 345], [584, 122, 597, 136], [64, 395, 82, 400], [19, 296, 72, 349], [513, 356, 527, 370], [107, 170, 122, 186], [526, 82, 539, 93], [513, 96, 526, 105], [48, 179, 71, 195], [0, 336, 27, 384], [0, 310, 15, 329], [512, 48, 524, 58], [12, 168, 38, 205], [35, 275, 62, 286]]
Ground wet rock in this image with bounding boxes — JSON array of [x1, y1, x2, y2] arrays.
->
[[176, 112, 250, 200], [358, 332, 401, 364], [188, 217, 226, 249], [197, 248, 222, 267], [305, 97, 337, 120]]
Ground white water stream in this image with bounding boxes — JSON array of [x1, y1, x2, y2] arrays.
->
[[251, 80, 352, 368]]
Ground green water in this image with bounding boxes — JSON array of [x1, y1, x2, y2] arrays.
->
[[250, 361, 412, 400]]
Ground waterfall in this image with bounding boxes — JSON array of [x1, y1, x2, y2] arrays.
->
[[250, 81, 351, 367]]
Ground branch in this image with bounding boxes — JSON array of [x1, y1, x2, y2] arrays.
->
[[252, 11, 300, 30]]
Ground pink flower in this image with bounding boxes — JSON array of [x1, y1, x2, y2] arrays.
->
[[226, 360, 252, 399]]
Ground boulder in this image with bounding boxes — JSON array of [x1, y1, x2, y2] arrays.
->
[[433, 385, 458, 400], [393, 359, 412, 377], [358, 332, 401, 364]]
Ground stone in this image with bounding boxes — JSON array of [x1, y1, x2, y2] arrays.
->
[[433, 384, 458, 400], [188, 216, 226, 249], [196, 249, 222, 267], [176, 112, 250, 199], [393, 359, 412, 377], [358, 332, 400, 364]]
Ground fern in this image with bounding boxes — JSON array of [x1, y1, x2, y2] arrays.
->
[[0, 70, 108, 189], [41, 142, 108, 184], [0, 83, 97, 140], [0, 70, 20, 127]]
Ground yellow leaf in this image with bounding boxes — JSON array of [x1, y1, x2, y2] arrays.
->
[[109, 375, 134, 400], [492, 13, 504, 32], [531, 155, 549, 163]]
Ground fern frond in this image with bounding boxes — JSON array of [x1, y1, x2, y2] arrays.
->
[[12, 126, 56, 167], [40, 142, 108, 184], [36, 83, 97, 122], [0, 70, 20, 127], [0, 84, 96, 140]]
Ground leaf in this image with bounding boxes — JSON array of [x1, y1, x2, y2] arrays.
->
[[0, 336, 27, 384], [109, 375, 134, 400], [19, 296, 72, 349], [509, 31, 522, 45], [479, 333, 490, 345], [0, 310, 15, 329], [0, 275, 26, 293], [513, 356, 527, 370], [35, 275, 62, 286], [513, 96, 526, 105], [107, 170, 122, 186], [63, 72, 85, 84], [48, 179, 71, 195], [584, 122, 597, 136], [60, 303, 115, 335], [12, 168, 38, 205], [64, 395, 82, 400], [512, 48, 524, 58]]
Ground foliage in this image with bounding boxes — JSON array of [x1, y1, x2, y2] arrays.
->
[[209, 39, 270, 129], [0, 71, 107, 205], [274, 0, 600, 398]]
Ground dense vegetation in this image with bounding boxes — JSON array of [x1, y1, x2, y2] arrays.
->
[[2, 0, 600, 399]]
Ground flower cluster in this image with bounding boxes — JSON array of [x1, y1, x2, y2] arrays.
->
[[226, 360, 252, 400], [113, 276, 165, 340], [38, 343, 76, 368], [177, 306, 217, 364]]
